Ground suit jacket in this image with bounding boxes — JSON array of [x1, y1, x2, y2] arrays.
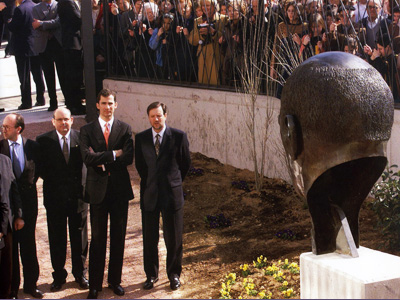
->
[[0, 154, 23, 232], [8, 0, 36, 56], [0, 190, 9, 249], [36, 129, 84, 210], [57, 0, 82, 50], [135, 126, 191, 212], [0, 138, 39, 213], [80, 118, 134, 204], [32, 0, 62, 54], [359, 17, 391, 48]]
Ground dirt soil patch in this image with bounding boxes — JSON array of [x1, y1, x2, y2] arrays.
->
[[15, 119, 399, 299]]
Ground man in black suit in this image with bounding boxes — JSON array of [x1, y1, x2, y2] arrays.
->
[[0, 113, 43, 299], [57, 0, 85, 115], [8, 0, 45, 110], [0, 153, 24, 299], [36, 108, 89, 292], [135, 102, 191, 291], [80, 89, 134, 299]]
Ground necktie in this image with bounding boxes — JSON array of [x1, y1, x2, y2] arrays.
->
[[62, 136, 69, 164], [12, 142, 22, 179], [104, 123, 110, 148], [155, 134, 160, 156]]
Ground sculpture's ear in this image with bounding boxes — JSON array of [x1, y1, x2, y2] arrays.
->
[[282, 115, 302, 160]]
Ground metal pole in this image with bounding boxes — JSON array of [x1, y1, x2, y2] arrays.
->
[[81, 0, 97, 122]]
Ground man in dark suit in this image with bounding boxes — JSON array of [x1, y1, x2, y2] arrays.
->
[[0, 113, 43, 299], [32, 0, 66, 112], [0, 0, 16, 57], [80, 89, 134, 299], [36, 108, 89, 292], [8, 0, 45, 110], [135, 102, 191, 291], [0, 153, 24, 299], [57, 0, 85, 115]]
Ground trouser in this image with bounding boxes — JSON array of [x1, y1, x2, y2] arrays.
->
[[39, 37, 66, 108], [142, 207, 183, 280], [46, 199, 88, 283], [11, 209, 39, 292], [88, 183, 129, 290]]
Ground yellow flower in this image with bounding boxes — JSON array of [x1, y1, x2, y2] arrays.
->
[[278, 260, 282, 265], [273, 274, 277, 278], [238, 296, 242, 299], [253, 261, 257, 267], [277, 271, 283, 277], [283, 281, 288, 286], [285, 259, 289, 265], [259, 291, 266, 298]]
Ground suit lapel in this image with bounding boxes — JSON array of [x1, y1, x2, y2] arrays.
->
[[108, 119, 121, 150], [158, 126, 171, 158], [94, 120, 108, 150], [143, 129, 157, 159]]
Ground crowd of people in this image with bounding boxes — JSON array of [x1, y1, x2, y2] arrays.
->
[[1, 0, 400, 110], [103, 0, 400, 101], [0, 89, 191, 299]]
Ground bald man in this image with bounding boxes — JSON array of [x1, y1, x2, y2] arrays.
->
[[36, 108, 88, 291]]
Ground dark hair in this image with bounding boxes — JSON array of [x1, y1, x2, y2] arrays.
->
[[11, 113, 25, 134], [97, 88, 117, 103], [147, 102, 167, 115], [376, 33, 391, 48]]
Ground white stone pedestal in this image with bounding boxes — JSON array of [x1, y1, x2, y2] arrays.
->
[[300, 246, 400, 298]]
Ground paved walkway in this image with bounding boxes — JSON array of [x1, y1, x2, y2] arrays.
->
[[0, 40, 179, 299]]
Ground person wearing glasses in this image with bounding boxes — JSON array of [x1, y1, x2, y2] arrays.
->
[[36, 108, 89, 293], [0, 114, 42, 299], [359, 0, 390, 50]]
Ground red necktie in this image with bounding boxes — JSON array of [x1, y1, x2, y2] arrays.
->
[[104, 123, 110, 148]]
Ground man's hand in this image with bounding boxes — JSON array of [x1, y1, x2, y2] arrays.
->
[[157, 27, 164, 37], [32, 18, 41, 29], [14, 218, 24, 231], [128, 29, 135, 37], [0, 2, 6, 11], [364, 44, 373, 56], [115, 149, 123, 157], [371, 48, 380, 60]]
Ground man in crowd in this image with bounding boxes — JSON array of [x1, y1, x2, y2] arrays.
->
[[0, 153, 23, 299], [57, 0, 85, 115], [365, 33, 400, 102], [359, 0, 390, 50], [32, 0, 66, 112], [135, 102, 191, 291], [0, 114, 42, 299], [8, 0, 45, 110], [80, 89, 133, 299], [36, 108, 89, 292]]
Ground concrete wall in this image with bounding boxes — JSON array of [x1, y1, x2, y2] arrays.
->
[[104, 79, 400, 182]]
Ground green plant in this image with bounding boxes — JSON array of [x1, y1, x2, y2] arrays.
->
[[370, 165, 400, 249]]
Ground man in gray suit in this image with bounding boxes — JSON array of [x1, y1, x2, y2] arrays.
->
[[32, 0, 66, 112], [0, 154, 24, 299]]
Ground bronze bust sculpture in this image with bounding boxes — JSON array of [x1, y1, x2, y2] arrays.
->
[[279, 52, 394, 255]]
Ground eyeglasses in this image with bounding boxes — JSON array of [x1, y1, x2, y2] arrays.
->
[[368, 5, 378, 9], [1, 125, 15, 130]]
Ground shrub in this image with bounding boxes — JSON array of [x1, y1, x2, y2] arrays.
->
[[370, 165, 400, 249]]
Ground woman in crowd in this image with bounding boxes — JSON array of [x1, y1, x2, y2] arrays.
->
[[271, 0, 307, 98], [188, 0, 228, 85]]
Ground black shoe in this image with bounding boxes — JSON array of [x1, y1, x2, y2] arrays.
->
[[169, 276, 181, 291], [48, 105, 58, 112], [75, 276, 89, 289], [50, 279, 66, 292], [108, 283, 125, 296], [34, 102, 45, 107], [87, 289, 98, 299], [0, 108, 5, 112], [143, 277, 158, 290], [9, 290, 18, 299], [18, 104, 32, 110], [23, 288, 44, 299], [4, 53, 10, 58]]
